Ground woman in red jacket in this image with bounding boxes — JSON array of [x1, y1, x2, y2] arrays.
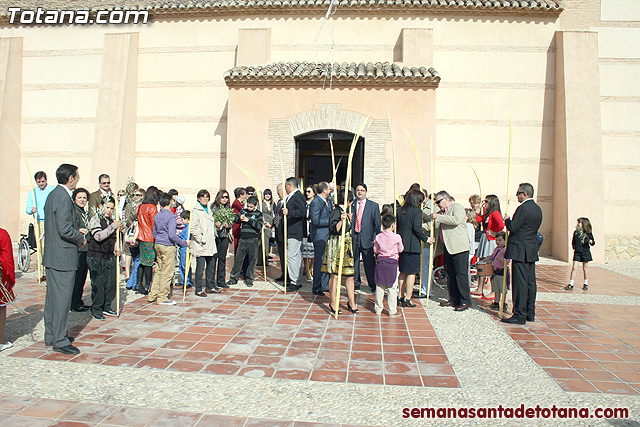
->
[[135, 186, 159, 295], [473, 194, 504, 297], [0, 227, 15, 351]]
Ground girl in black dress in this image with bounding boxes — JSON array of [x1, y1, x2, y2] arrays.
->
[[565, 217, 595, 291]]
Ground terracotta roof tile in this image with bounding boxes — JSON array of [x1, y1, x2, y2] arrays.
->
[[224, 61, 441, 87], [0, 0, 562, 18]]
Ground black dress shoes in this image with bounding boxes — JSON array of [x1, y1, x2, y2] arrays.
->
[[53, 345, 80, 355], [454, 304, 471, 312], [286, 284, 300, 291], [501, 316, 526, 325], [45, 336, 74, 347], [71, 305, 89, 312], [313, 290, 325, 296], [439, 301, 456, 307], [526, 316, 535, 322], [275, 276, 285, 282]]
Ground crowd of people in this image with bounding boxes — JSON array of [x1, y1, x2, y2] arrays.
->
[[0, 162, 571, 355]]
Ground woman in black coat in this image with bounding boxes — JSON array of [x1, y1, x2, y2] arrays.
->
[[396, 189, 428, 307]]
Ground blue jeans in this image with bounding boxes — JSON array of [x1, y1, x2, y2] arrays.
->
[[126, 256, 140, 290], [179, 247, 193, 286]]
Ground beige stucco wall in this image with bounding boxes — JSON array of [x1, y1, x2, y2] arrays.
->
[[0, 2, 637, 261], [593, 1, 640, 259]]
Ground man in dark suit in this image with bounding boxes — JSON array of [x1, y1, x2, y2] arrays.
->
[[502, 183, 543, 325], [309, 181, 332, 295], [42, 164, 86, 355], [351, 183, 381, 292], [281, 177, 307, 291], [88, 173, 112, 218]]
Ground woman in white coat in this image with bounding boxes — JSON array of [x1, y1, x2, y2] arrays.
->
[[190, 189, 219, 296]]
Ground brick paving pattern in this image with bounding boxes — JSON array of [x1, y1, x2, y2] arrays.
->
[[497, 302, 640, 395], [535, 265, 640, 296], [11, 289, 459, 389], [0, 395, 378, 426]]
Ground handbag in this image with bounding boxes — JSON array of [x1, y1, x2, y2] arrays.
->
[[125, 205, 140, 247]]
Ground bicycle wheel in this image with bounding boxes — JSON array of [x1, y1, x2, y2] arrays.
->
[[433, 266, 448, 287], [18, 238, 31, 272]]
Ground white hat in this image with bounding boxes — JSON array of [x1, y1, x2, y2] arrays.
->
[[175, 195, 185, 205]]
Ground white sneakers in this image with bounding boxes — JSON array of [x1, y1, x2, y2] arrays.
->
[[0, 342, 13, 352], [159, 300, 176, 305]]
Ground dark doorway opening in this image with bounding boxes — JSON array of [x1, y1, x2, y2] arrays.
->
[[295, 130, 364, 189]]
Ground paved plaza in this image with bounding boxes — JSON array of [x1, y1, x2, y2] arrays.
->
[[1, 258, 640, 426]]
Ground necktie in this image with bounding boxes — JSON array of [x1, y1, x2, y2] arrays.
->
[[355, 201, 363, 233]]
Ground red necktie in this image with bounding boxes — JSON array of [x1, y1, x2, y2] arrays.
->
[[355, 201, 363, 233]]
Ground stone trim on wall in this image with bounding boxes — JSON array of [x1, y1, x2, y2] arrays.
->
[[268, 104, 389, 203], [606, 236, 640, 260]]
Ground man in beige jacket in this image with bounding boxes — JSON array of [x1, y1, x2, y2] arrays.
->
[[427, 190, 472, 311]]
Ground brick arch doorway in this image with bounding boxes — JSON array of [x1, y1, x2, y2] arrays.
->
[[295, 130, 364, 189]]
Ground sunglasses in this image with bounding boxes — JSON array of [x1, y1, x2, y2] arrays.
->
[[516, 191, 525, 195], [221, 195, 229, 198], [101, 181, 110, 185], [134, 194, 143, 197], [434, 199, 443, 205]]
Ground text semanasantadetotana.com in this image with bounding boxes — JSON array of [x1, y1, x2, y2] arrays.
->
[[7, 7, 149, 24], [402, 405, 629, 419]]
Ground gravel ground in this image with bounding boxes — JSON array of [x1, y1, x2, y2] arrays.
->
[[599, 259, 640, 281]]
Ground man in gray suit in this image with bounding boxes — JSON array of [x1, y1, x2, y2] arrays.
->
[[428, 190, 472, 311], [43, 164, 86, 355]]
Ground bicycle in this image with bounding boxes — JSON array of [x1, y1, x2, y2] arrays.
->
[[17, 223, 38, 273], [431, 263, 478, 288]]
